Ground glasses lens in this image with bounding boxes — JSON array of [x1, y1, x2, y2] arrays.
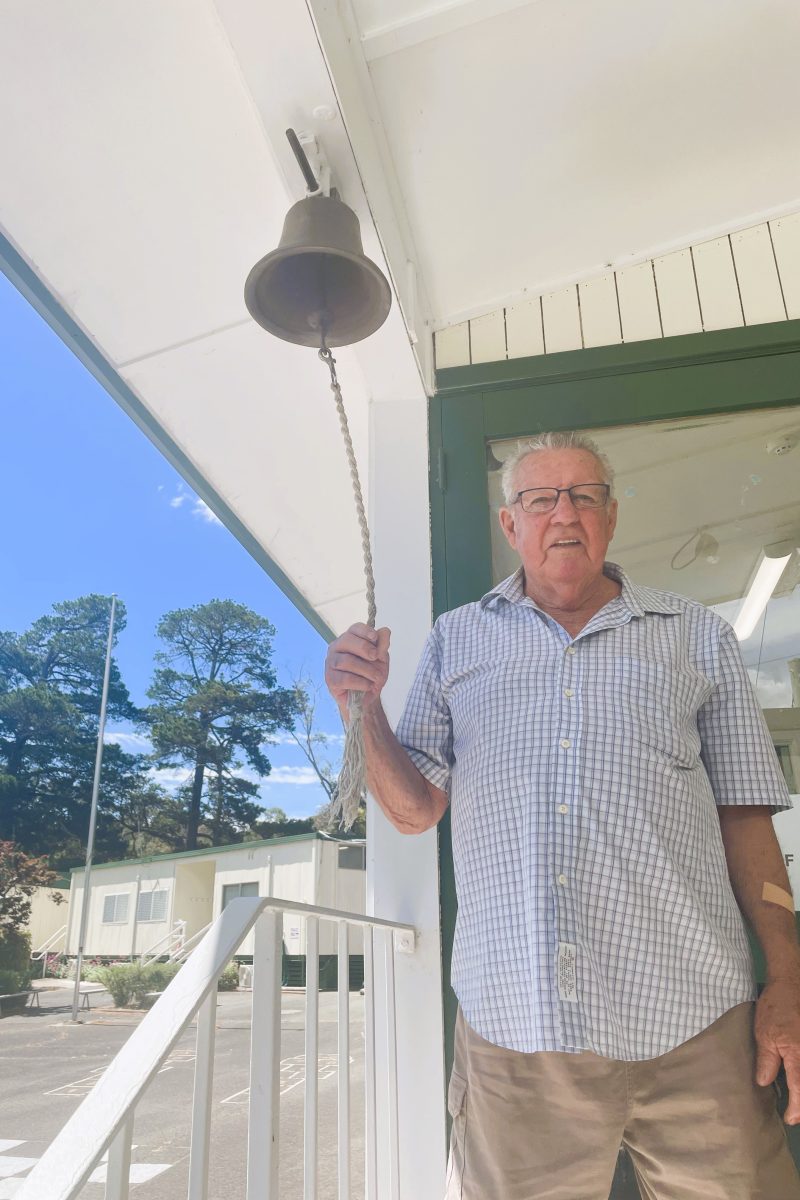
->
[[571, 485, 608, 508], [520, 490, 558, 513]]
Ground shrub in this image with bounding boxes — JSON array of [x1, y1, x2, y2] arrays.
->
[[0, 929, 33, 994], [217, 962, 239, 991], [91, 962, 182, 1008]]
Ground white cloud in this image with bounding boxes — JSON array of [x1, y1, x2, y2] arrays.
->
[[264, 766, 322, 786], [152, 766, 194, 790], [106, 730, 153, 753], [192, 498, 222, 526], [170, 493, 187, 508], [265, 730, 344, 748]]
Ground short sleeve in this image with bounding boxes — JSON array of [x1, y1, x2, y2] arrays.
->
[[697, 622, 792, 811], [395, 619, 454, 794]]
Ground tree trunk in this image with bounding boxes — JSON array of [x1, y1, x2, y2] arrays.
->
[[186, 760, 205, 850]]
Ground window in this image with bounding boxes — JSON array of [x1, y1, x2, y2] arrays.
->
[[774, 743, 798, 794], [338, 845, 366, 870], [222, 881, 259, 909], [136, 889, 168, 923], [102, 893, 129, 924]]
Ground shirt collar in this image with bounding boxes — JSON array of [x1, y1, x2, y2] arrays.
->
[[480, 562, 682, 617]]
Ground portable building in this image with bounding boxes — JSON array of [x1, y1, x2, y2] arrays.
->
[[65, 833, 365, 971]]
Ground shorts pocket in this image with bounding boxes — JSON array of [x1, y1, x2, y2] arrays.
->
[[447, 1070, 467, 1118], [445, 1072, 468, 1198]]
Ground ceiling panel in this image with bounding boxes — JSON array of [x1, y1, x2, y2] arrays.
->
[[1, 2, 290, 366], [364, 0, 800, 324]]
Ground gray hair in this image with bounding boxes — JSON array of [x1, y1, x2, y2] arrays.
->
[[500, 431, 615, 505]]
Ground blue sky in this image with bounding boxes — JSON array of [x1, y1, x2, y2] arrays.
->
[[0, 272, 342, 819]]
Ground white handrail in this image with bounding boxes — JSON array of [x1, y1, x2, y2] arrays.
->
[[31, 925, 68, 977], [139, 918, 186, 968], [15, 897, 417, 1200], [31, 925, 67, 960], [167, 920, 212, 964]]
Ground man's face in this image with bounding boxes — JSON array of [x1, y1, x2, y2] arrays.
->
[[499, 449, 618, 595]]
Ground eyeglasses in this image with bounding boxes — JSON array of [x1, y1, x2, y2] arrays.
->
[[513, 483, 611, 514]]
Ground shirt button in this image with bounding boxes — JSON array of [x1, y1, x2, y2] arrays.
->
[[566, 646, 576, 655], [558, 874, 567, 885], [564, 688, 574, 698], [560, 738, 571, 749], [558, 804, 568, 814]]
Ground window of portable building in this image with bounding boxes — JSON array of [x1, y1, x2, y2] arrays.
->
[[222, 881, 259, 908], [136, 889, 168, 922], [102, 893, 130, 924]]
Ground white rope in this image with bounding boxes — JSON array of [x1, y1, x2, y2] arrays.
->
[[319, 340, 376, 831]]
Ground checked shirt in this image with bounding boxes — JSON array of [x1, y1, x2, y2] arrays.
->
[[395, 563, 792, 1060]]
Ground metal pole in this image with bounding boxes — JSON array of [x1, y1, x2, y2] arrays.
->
[[72, 595, 117, 1022]]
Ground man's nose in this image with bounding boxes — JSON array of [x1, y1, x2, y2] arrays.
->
[[550, 491, 580, 520]]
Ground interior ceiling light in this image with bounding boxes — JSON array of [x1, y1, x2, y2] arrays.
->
[[733, 539, 798, 641]]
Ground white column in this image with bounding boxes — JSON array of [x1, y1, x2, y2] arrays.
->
[[368, 396, 447, 1200]]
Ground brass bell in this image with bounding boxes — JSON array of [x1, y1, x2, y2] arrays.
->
[[244, 191, 392, 348]]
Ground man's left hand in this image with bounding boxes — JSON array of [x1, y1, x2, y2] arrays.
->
[[754, 978, 800, 1124]]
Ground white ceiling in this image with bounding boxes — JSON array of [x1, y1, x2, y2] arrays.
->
[[358, 0, 800, 324], [2, 0, 799, 633]]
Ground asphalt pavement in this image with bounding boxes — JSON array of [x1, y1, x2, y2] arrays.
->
[[0, 985, 365, 1198]]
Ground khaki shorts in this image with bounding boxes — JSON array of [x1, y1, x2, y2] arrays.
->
[[446, 1003, 800, 1200]]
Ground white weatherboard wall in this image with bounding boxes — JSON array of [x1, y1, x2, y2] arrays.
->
[[26, 887, 69, 950], [368, 397, 447, 1199], [67, 864, 176, 958], [435, 213, 800, 368]]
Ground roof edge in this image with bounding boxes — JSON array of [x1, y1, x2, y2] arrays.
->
[[69, 831, 328, 874], [0, 232, 335, 643]]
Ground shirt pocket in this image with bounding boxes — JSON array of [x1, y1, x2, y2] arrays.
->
[[610, 656, 712, 768]]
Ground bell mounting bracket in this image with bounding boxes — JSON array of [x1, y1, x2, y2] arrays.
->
[[286, 127, 333, 198]]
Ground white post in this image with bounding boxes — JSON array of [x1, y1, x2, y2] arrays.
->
[[188, 991, 217, 1200], [72, 594, 117, 1022], [383, 931, 400, 1200], [131, 874, 141, 960], [363, 926, 377, 1200], [304, 916, 319, 1200], [368, 399, 447, 1198], [104, 1113, 134, 1200], [247, 909, 282, 1199], [337, 922, 350, 1200]]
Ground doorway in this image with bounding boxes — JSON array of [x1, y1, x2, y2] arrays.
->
[[431, 320, 800, 1194]]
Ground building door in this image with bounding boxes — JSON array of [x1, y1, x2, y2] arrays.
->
[[431, 321, 800, 1195]]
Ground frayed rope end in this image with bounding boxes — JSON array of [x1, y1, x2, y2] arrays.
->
[[330, 692, 367, 831]]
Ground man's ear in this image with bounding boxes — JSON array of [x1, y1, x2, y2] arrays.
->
[[499, 506, 517, 549], [607, 498, 619, 543]]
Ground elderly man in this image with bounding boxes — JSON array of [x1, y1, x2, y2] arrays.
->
[[325, 431, 800, 1199]]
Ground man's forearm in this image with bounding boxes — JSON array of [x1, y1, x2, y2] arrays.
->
[[360, 703, 448, 835], [718, 806, 800, 983]]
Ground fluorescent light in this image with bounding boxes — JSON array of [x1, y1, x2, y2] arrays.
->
[[733, 542, 795, 641]]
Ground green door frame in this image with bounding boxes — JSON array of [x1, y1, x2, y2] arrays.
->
[[429, 317, 800, 1099]]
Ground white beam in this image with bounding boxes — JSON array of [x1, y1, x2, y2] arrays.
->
[[303, 0, 435, 394], [359, 0, 539, 61]]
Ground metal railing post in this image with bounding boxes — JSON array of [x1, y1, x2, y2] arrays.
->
[[363, 926, 377, 1200], [337, 922, 350, 1200], [104, 1113, 134, 1200], [246, 909, 282, 1199], [188, 991, 217, 1200], [303, 916, 319, 1200]]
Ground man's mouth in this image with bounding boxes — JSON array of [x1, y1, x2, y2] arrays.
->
[[550, 539, 582, 548]]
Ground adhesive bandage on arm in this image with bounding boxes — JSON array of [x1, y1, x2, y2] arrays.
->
[[762, 882, 796, 914]]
